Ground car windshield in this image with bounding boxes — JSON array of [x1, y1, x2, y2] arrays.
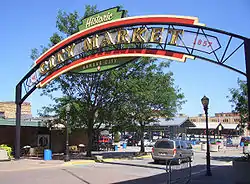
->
[[155, 141, 174, 149]]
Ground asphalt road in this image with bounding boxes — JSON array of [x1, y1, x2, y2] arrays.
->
[[0, 151, 242, 184]]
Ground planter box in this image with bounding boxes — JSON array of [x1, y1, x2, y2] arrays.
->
[[210, 144, 219, 152], [0, 149, 10, 161], [233, 160, 250, 184], [201, 143, 207, 151]]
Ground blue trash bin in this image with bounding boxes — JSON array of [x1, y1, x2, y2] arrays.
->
[[44, 149, 52, 160], [122, 143, 127, 149], [240, 142, 244, 147], [114, 145, 118, 151]]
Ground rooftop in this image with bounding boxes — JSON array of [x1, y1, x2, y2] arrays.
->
[[0, 118, 46, 127], [149, 117, 196, 127]]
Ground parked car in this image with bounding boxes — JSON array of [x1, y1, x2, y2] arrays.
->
[[184, 141, 193, 149], [226, 138, 233, 146], [127, 138, 139, 146], [152, 139, 194, 165], [98, 136, 112, 144], [138, 139, 151, 147], [149, 140, 157, 147]]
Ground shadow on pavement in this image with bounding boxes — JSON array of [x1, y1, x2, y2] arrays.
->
[[211, 156, 238, 162], [111, 165, 233, 184], [62, 168, 91, 184], [98, 161, 165, 170]]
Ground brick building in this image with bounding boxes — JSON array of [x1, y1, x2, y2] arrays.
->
[[187, 112, 241, 137], [189, 112, 240, 124], [0, 101, 32, 119]]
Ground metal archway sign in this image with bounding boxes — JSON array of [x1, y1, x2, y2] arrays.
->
[[15, 7, 250, 159]]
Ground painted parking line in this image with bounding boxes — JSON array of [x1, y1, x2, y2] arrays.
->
[[63, 160, 95, 166]]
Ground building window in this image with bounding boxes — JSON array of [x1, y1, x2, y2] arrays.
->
[[0, 111, 4, 118], [223, 119, 229, 123]]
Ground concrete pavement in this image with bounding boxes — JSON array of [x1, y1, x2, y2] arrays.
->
[[0, 147, 243, 184], [0, 159, 64, 172]]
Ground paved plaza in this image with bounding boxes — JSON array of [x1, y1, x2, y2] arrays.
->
[[0, 148, 243, 184]]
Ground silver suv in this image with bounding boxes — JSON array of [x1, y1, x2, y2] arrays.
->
[[152, 139, 193, 164]]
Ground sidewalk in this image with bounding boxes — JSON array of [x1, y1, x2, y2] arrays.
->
[[193, 144, 243, 153], [0, 159, 64, 172], [191, 165, 234, 184], [0, 147, 152, 172]]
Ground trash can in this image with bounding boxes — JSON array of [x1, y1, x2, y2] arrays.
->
[[44, 149, 52, 160], [122, 143, 127, 149], [114, 145, 118, 151]]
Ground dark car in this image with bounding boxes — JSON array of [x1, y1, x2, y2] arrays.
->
[[226, 138, 233, 146], [127, 138, 139, 146]]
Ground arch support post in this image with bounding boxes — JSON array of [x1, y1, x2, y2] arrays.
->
[[245, 39, 250, 134], [15, 83, 22, 159]]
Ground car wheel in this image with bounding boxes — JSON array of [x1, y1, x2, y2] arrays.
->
[[154, 159, 159, 164]]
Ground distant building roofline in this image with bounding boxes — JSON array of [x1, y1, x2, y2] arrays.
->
[[0, 101, 31, 105]]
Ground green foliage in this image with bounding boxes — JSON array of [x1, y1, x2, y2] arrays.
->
[[84, 5, 99, 18], [228, 79, 249, 131], [0, 144, 12, 158], [49, 33, 63, 47], [56, 10, 81, 36], [114, 132, 120, 143], [32, 5, 185, 156]]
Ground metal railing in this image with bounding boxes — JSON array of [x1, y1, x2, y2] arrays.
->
[[166, 158, 192, 184]]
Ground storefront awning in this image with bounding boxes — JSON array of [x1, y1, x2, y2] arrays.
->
[[221, 124, 238, 130], [189, 122, 220, 129], [189, 122, 239, 130]]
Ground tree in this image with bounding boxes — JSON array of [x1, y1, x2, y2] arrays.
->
[[33, 5, 185, 156], [116, 59, 185, 152], [228, 79, 249, 134]]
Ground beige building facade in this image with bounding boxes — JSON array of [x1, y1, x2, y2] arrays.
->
[[189, 112, 240, 124], [0, 102, 32, 119]]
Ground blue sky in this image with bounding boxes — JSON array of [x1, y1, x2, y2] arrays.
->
[[1, 0, 250, 117]]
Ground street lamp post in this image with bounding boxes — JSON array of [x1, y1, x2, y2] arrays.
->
[[64, 103, 71, 162], [218, 125, 222, 138], [201, 96, 212, 176]]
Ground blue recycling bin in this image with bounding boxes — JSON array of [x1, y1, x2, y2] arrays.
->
[[240, 142, 244, 147], [114, 145, 118, 151], [44, 149, 52, 160], [122, 143, 127, 149]]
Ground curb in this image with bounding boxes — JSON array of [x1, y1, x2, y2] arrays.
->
[[64, 154, 152, 166], [63, 160, 95, 166], [136, 154, 152, 159]]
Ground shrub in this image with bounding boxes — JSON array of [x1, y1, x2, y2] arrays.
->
[[114, 132, 120, 143], [0, 144, 12, 158]]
